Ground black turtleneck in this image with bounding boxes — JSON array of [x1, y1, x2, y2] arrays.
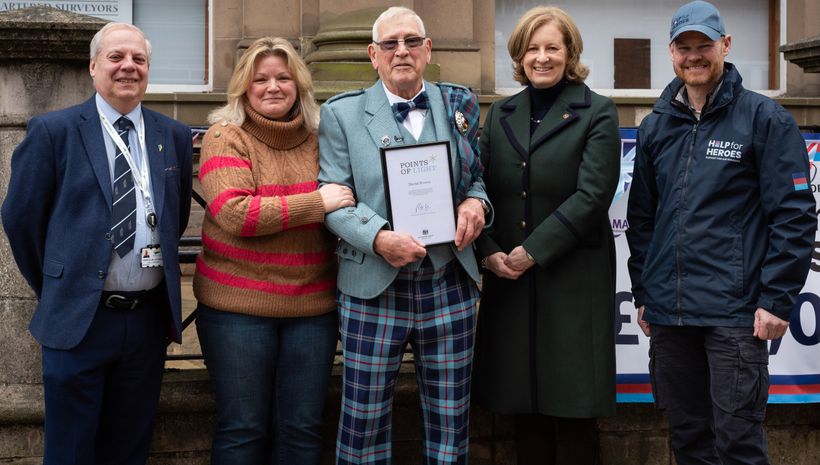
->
[[529, 79, 568, 134]]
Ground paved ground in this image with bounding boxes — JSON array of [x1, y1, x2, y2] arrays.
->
[[165, 274, 204, 370]]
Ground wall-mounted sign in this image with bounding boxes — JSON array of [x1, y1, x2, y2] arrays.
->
[[0, 1, 132, 23]]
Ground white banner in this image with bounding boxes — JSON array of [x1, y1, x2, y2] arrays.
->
[[611, 129, 820, 403]]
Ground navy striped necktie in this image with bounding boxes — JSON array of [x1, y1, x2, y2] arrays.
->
[[111, 116, 137, 258]]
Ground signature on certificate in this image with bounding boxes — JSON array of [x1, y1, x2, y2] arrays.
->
[[415, 203, 431, 214]]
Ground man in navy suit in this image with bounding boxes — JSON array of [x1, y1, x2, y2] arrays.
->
[[2, 22, 192, 465]]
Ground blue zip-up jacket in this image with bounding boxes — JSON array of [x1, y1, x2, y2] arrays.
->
[[626, 63, 816, 326]]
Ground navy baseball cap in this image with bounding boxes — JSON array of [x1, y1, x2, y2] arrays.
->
[[669, 1, 725, 42]]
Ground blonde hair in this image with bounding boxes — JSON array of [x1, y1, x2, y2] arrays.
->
[[208, 37, 319, 130], [507, 6, 589, 85]]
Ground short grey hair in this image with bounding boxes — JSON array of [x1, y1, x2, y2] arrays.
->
[[90, 22, 152, 61], [371, 6, 426, 42]]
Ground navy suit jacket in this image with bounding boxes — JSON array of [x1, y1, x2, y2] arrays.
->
[[2, 96, 193, 350]]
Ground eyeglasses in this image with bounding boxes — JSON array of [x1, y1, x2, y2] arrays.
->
[[373, 36, 426, 52]]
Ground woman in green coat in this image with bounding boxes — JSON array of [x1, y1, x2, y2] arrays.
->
[[472, 6, 621, 465]]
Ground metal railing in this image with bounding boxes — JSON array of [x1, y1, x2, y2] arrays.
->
[[166, 129, 206, 363]]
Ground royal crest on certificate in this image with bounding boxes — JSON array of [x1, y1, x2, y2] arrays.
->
[[380, 141, 457, 246]]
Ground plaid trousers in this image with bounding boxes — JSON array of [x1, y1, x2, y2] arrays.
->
[[336, 259, 479, 465]]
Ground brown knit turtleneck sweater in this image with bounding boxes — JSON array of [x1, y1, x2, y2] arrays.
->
[[193, 104, 337, 317]]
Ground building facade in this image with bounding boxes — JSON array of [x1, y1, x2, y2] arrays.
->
[[147, 0, 819, 126]]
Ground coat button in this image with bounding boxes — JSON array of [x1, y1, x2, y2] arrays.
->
[[521, 191, 528, 199], [352, 250, 357, 257], [519, 220, 527, 229], [360, 217, 368, 224], [342, 248, 349, 254], [97, 270, 105, 279], [521, 161, 527, 168], [104, 232, 112, 241]]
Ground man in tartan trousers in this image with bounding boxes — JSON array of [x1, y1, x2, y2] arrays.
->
[[318, 7, 492, 464]]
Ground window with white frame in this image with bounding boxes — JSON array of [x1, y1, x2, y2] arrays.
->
[[495, 0, 782, 95], [135, 0, 210, 90]]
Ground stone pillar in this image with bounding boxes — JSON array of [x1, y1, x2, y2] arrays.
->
[[304, 6, 440, 96], [0, 6, 103, 462]]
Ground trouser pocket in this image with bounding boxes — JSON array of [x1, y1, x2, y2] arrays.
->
[[734, 336, 769, 421], [710, 328, 769, 422]]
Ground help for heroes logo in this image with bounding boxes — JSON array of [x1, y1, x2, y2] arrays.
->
[[705, 139, 743, 162]]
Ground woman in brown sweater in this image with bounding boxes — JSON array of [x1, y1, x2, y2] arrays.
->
[[193, 37, 353, 465]]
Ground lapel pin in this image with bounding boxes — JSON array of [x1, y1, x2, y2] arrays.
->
[[562, 112, 570, 120], [454, 110, 468, 135], [380, 135, 391, 147], [158, 144, 163, 152]]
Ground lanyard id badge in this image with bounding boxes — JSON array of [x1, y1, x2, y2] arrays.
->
[[141, 213, 162, 268], [141, 245, 163, 268]]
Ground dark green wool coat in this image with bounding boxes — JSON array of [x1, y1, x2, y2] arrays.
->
[[472, 82, 620, 418]]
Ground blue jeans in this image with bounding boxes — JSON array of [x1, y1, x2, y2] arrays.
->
[[196, 304, 338, 465], [649, 325, 770, 465]]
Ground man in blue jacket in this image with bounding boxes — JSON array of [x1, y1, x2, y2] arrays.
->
[[626, 2, 816, 464]]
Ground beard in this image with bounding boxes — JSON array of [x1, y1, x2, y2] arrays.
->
[[675, 62, 722, 88]]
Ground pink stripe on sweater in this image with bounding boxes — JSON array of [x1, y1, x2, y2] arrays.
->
[[196, 256, 335, 296], [240, 195, 261, 236], [257, 181, 317, 196], [201, 231, 331, 265], [208, 188, 254, 217], [199, 156, 251, 180]]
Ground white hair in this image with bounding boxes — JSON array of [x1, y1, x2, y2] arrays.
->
[[371, 6, 426, 42], [89, 22, 152, 61]]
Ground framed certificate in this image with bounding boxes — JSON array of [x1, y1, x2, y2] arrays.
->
[[381, 141, 457, 246]]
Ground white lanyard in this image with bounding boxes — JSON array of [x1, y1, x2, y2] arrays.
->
[[97, 107, 154, 215]]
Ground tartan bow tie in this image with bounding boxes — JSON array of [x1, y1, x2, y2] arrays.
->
[[392, 92, 429, 122]]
